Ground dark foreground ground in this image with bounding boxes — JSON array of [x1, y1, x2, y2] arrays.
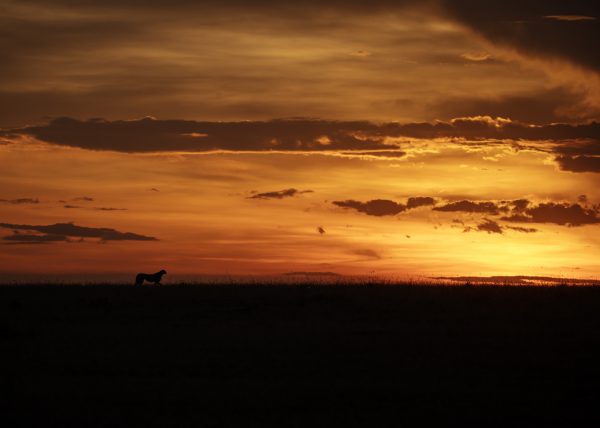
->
[[2, 284, 600, 427]]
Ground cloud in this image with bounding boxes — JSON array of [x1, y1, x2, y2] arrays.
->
[[438, 198, 599, 227], [1, 1, 599, 126], [555, 155, 600, 173], [5, 116, 600, 159], [0, 198, 39, 204], [501, 203, 600, 226], [94, 207, 128, 211], [433, 200, 503, 215], [510, 199, 530, 213], [406, 196, 436, 209], [333, 199, 406, 216], [460, 51, 492, 62], [7, 117, 390, 153], [73, 196, 94, 202], [249, 188, 313, 200], [0, 222, 157, 241], [437, 2, 600, 120], [317, 226, 326, 235], [441, 1, 600, 74], [475, 219, 503, 234], [63, 204, 127, 211], [333, 196, 437, 216], [340, 151, 406, 158], [505, 226, 538, 233], [3, 1, 597, 77], [431, 88, 590, 124], [332, 199, 406, 217], [440, 117, 600, 141], [544, 15, 596, 22], [352, 249, 382, 259], [349, 50, 371, 57], [462, 218, 538, 234], [6, 117, 600, 154], [554, 140, 600, 156], [553, 140, 600, 173], [11, 116, 600, 152], [3, 232, 68, 244]]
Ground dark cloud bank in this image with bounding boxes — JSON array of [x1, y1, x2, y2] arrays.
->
[[555, 155, 600, 173], [0, 222, 157, 243], [4, 117, 599, 172], [7, 117, 600, 153], [432, 88, 594, 124], [332, 196, 600, 229], [440, 0, 600, 74]]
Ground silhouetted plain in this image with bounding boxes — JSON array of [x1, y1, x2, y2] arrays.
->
[[3, 284, 600, 427]]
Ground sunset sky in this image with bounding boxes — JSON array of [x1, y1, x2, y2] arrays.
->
[[1, 0, 599, 282]]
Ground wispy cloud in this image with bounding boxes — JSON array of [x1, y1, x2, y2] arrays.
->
[[0, 198, 39, 204], [352, 249, 382, 259], [249, 189, 313, 200], [0, 222, 157, 242], [94, 207, 128, 211], [544, 15, 596, 22]]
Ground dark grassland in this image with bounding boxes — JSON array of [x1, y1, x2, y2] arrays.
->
[[3, 284, 600, 427]]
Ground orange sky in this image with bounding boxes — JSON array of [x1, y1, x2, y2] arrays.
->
[[1, 1, 599, 281]]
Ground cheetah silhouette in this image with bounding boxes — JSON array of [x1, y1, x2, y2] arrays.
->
[[135, 269, 167, 286]]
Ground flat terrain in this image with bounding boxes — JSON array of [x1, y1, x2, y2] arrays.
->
[[3, 284, 600, 427]]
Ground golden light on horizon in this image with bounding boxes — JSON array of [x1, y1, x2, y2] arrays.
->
[[1, 135, 598, 281]]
